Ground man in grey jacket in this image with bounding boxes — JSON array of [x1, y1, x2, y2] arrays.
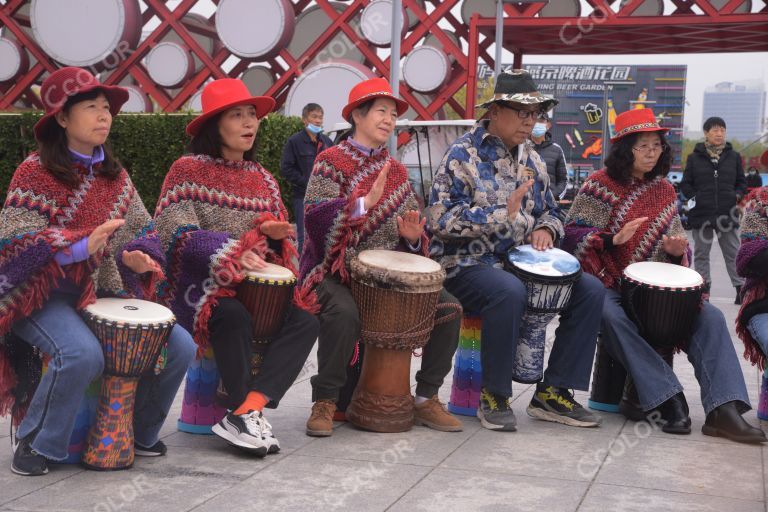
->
[[531, 116, 567, 200]]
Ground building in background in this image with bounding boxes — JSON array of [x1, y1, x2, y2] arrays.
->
[[703, 80, 766, 143]]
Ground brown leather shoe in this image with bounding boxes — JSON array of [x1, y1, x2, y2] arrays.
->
[[414, 396, 463, 432], [306, 400, 336, 437]]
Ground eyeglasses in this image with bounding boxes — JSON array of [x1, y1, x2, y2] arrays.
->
[[632, 143, 668, 154], [498, 104, 548, 120]]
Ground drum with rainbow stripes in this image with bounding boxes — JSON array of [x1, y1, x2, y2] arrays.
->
[[178, 347, 227, 434]]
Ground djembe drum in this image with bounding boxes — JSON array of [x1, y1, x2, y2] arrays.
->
[[81, 298, 175, 470], [216, 263, 296, 408], [505, 245, 582, 383], [345, 250, 448, 433], [621, 262, 704, 349]]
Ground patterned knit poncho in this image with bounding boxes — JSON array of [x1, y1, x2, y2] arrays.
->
[[562, 170, 690, 290], [735, 187, 768, 370], [298, 141, 428, 307], [0, 154, 164, 422], [153, 155, 300, 355]]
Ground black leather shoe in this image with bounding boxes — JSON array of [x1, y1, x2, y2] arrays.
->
[[702, 401, 767, 444], [619, 379, 646, 421], [656, 392, 691, 434]]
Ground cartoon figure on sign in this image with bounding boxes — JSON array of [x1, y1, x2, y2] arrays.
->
[[607, 98, 617, 138], [581, 102, 603, 124], [633, 88, 648, 109], [581, 136, 602, 159]]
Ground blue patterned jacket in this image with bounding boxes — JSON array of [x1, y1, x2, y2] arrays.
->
[[427, 121, 564, 270]]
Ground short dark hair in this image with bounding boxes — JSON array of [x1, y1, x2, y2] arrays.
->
[[348, 99, 375, 137], [188, 112, 256, 161], [302, 103, 323, 118], [37, 89, 122, 188], [604, 131, 672, 184], [703, 116, 726, 132]]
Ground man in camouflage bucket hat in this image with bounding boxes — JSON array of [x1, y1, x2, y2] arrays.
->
[[426, 70, 606, 432]]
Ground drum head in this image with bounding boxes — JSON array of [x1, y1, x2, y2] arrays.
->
[[85, 298, 174, 325], [506, 245, 581, 278], [623, 262, 703, 288], [244, 262, 296, 281], [357, 250, 441, 274]]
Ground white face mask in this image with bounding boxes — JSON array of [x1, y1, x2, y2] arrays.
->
[[532, 123, 547, 137]]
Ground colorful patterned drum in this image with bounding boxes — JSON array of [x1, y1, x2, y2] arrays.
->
[[759, 369, 768, 421], [447, 314, 482, 417], [178, 348, 227, 435], [505, 245, 582, 383], [81, 298, 174, 470]]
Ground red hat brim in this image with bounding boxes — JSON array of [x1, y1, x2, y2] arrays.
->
[[342, 92, 409, 122], [610, 125, 669, 144], [186, 96, 275, 136], [33, 84, 129, 141]]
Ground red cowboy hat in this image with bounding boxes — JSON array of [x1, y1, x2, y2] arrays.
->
[[341, 77, 409, 122], [33, 67, 129, 140], [611, 108, 669, 143], [186, 79, 275, 136]]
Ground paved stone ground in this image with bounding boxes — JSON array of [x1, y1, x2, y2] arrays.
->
[[1, 241, 766, 512]]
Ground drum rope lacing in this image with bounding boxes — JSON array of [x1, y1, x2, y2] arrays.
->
[[360, 302, 463, 351]]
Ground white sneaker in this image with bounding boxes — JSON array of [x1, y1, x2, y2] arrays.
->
[[211, 411, 268, 457], [259, 413, 280, 454]]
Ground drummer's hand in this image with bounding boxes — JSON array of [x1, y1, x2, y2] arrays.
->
[[662, 234, 688, 257], [260, 220, 295, 240], [88, 219, 125, 255], [238, 249, 268, 271], [122, 250, 161, 274], [397, 210, 426, 245], [363, 161, 390, 210], [612, 217, 648, 246], [530, 228, 554, 251], [507, 179, 534, 221]]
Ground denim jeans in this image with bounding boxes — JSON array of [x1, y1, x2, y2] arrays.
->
[[601, 288, 750, 414], [12, 292, 196, 460], [747, 313, 768, 356], [444, 264, 605, 398], [293, 196, 305, 255]]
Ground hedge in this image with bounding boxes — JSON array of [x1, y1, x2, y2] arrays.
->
[[0, 112, 305, 219]]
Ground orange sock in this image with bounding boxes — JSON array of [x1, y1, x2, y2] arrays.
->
[[233, 391, 269, 415]]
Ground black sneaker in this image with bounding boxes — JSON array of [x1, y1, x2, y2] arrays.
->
[[211, 410, 268, 457], [135, 440, 167, 457], [527, 383, 601, 428], [477, 388, 517, 431], [12, 436, 49, 476]]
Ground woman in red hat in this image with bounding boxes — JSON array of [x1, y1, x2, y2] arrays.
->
[[153, 79, 318, 456], [563, 109, 765, 443], [298, 77, 463, 436], [0, 67, 197, 476]]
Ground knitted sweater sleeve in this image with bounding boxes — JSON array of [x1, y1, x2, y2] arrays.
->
[[153, 158, 266, 352]]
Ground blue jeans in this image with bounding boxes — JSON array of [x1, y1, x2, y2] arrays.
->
[[444, 264, 605, 397], [747, 313, 768, 356], [601, 289, 750, 414], [293, 195, 305, 255], [12, 293, 196, 460]]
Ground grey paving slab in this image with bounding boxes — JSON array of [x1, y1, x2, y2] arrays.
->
[[295, 413, 480, 466], [594, 434, 764, 501], [3, 441, 276, 512], [440, 421, 615, 482], [389, 467, 587, 512], [190, 454, 431, 512], [0, 441, 83, 507], [578, 483, 765, 512]]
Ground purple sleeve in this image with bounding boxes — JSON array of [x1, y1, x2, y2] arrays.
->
[[53, 237, 89, 266]]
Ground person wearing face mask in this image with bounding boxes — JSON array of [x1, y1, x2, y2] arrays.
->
[[530, 115, 567, 200], [280, 103, 334, 254]]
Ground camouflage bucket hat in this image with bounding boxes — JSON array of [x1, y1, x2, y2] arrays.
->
[[477, 69, 559, 110]]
